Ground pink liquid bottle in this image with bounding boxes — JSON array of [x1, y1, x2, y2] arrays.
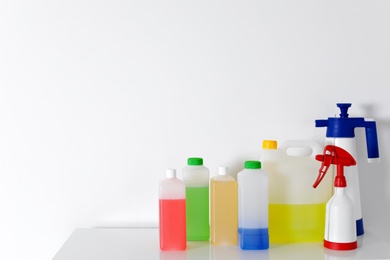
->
[[159, 169, 186, 251]]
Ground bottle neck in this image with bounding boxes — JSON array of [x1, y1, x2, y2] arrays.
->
[[334, 187, 346, 194]]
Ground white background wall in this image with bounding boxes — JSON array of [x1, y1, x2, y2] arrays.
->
[[1, 1, 390, 259]]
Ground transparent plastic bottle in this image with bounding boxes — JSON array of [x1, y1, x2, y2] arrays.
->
[[237, 161, 269, 250], [210, 166, 238, 245], [261, 140, 332, 243], [182, 157, 210, 241], [159, 169, 186, 251]]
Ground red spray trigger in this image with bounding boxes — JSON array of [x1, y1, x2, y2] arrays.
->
[[313, 145, 356, 189]]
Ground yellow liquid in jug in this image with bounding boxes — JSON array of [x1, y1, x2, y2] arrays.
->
[[269, 203, 326, 243]]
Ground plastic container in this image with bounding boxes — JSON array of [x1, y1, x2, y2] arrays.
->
[[237, 160, 269, 250], [182, 157, 210, 241], [261, 140, 333, 244], [210, 166, 238, 245], [315, 103, 380, 236], [159, 169, 186, 251], [313, 145, 358, 250]]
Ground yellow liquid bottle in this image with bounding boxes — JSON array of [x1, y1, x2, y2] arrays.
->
[[261, 140, 333, 244], [210, 167, 238, 245]]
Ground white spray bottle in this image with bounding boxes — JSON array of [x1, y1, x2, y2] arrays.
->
[[315, 103, 380, 236], [313, 145, 357, 250]]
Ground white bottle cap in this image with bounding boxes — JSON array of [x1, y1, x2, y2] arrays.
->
[[218, 166, 228, 175], [166, 169, 176, 178]]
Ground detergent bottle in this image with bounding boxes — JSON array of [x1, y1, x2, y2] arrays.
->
[[315, 103, 380, 236], [261, 140, 333, 243], [182, 157, 210, 241], [159, 169, 186, 251], [210, 166, 238, 245], [313, 145, 358, 250], [237, 160, 269, 250]]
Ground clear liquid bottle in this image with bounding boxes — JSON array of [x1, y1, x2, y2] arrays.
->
[[159, 169, 186, 251], [237, 160, 269, 250], [182, 157, 210, 241], [210, 166, 238, 245]]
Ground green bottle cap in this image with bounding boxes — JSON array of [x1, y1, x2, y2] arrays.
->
[[188, 157, 203, 166], [244, 160, 261, 169]]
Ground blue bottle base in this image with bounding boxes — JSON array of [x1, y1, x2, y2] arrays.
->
[[357, 218, 364, 236], [238, 228, 269, 250]]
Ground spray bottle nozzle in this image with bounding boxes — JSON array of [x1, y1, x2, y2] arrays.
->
[[313, 145, 356, 189], [337, 103, 351, 118]]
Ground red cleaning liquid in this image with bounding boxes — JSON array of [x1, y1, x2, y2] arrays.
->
[[159, 199, 186, 250]]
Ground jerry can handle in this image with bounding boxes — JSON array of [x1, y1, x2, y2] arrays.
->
[[279, 140, 323, 159]]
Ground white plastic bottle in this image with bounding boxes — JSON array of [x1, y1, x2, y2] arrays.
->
[[159, 169, 186, 251], [182, 157, 210, 241], [315, 103, 380, 236], [313, 145, 358, 250], [237, 160, 269, 250]]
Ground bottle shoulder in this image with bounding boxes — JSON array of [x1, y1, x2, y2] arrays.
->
[[182, 165, 210, 174], [210, 175, 236, 182], [237, 169, 267, 177], [182, 165, 210, 187], [159, 178, 185, 187], [159, 178, 186, 199]]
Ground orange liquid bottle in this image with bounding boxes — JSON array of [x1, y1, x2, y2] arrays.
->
[[210, 166, 238, 245]]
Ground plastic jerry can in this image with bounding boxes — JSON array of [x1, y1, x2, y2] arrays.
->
[[182, 157, 210, 241], [159, 169, 186, 251], [237, 161, 269, 250], [261, 140, 333, 244], [210, 166, 238, 245]]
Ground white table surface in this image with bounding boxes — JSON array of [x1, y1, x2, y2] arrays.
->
[[52, 228, 390, 260]]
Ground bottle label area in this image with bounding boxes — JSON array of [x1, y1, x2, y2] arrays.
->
[[159, 199, 186, 250], [186, 187, 210, 241], [210, 180, 238, 245], [269, 203, 326, 243]]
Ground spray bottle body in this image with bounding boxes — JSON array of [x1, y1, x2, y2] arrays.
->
[[325, 188, 357, 249], [325, 137, 363, 235], [313, 145, 358, 250], [316, 103, 380, 236]]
